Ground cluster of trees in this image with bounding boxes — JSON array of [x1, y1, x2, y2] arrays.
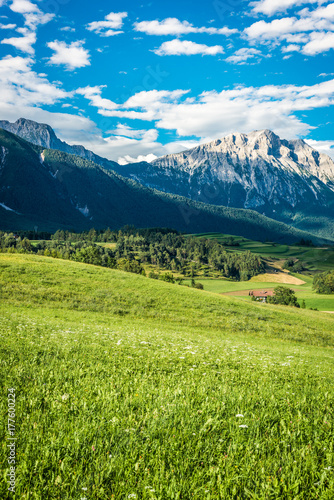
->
[[0, 226, 265, 282], [267, 287, 300, 307], [109, 229, 264, 281], [0, 232, 144, 275], [313, 271, 334, 294], [283, 258, 306, 273]]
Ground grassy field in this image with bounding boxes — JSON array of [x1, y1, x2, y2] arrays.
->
[[1, 254, 334, 499], [183, 274, 334, 312]]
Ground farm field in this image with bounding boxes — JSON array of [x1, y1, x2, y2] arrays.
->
[[184, 274, 334, 312], [1, 254, 334, 499]]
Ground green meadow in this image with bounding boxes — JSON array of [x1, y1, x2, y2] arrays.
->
[[183, 275, 334, 312], [1, 254, 334, 499]]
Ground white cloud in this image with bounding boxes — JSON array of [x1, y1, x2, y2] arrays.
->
[[251, 0, 321, 16], [123, 89, 189, 108], [226, 47, 263, 64], [0, 54, 99, 146], [0, 23, 16, 29], [10, 0, 54, 30], [0, 55, 70, 106], [154, 39, 224, 56], [76, 86, 118, 111], [1, 28, 36, 54], [86, 11, 127, 37], [244, 16, 332, 40], [305, 138, 334, 159], [3, 0, 54, 56], [119, 153, 158, 165], [47, 40, 90, 69], [60, 26, 75, 32], [282, 43, 301, 52], [244, 4, 334, 56], [310, 2, 334, 20], [10, 0, 39, 14], [80, 78, 334, 145], [134, 17, 237, 36], [302, 30, 334, 54]]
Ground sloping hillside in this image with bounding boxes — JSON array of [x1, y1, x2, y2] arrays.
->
[[0, 254, 333, 498]]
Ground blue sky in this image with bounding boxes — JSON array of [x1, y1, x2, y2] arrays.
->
[[0, 0, 334, 162]]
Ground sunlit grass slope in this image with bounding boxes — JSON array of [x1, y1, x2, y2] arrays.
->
[[0, 254, 334, 499]]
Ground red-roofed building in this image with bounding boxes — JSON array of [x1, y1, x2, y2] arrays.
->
[[249, 290, 275, 302]]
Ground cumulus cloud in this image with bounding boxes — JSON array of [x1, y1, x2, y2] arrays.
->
[[282, 43, 301, 52], [76, 85, 118, 111], [10, 0, 39, 14], [302, 30, 334, 54], [312, 3, 334, 20], [0, 55, 70, 107], [226, 47, 263, 64], [134, 17, 237, 36], [10, 0, 54, 30], [0, 23, 17, 29], [244, 4, 334, 56], [251, 0, 321, 16], [245, 16, 333, 40], [86, 11, 127, 36], [1, 28, 36, 54], [78, 79, 334, 144], [154, 39, 224, 56], [60, 26, 75, 32], [47, 40, 90, 69], [0, 53, 100, 147], [3, 0, 54, 56]]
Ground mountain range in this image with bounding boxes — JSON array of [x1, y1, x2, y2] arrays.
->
[[114, 130, 334, 239], [0, 118, 333, 242], [0, 127, 329, 244]]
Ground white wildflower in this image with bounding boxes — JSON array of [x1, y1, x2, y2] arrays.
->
[[239, 425, 248, 428], [236, 414, 244, 417]]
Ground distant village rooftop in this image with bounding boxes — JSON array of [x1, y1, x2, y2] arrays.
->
[[249, 290, 275, 302]]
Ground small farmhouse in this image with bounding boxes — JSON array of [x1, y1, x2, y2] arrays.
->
[[249, 290, 275, 303]]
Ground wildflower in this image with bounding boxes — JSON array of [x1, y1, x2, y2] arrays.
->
[[236, 414, 244, 417], [82, 487, 88, 491], [61, 394, 69, 401], [92, 446, 95, 451], [128, 495, 137, 499], [239, 425, 248, 428]]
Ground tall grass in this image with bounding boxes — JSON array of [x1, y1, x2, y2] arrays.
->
[[1, 254, 333, 499]]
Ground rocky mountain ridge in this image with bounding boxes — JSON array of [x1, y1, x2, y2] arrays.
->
[[1, 118, 333, 238], [0, 118, 118, 170], [116, 130, 334, 238], [1, 128, 325, 244]]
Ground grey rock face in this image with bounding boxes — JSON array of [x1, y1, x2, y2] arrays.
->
[[114, 130, 334, 216], [0, 118, 118, 170]]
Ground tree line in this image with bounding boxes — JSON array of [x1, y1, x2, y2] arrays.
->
[[0, 227, 265, 281]]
